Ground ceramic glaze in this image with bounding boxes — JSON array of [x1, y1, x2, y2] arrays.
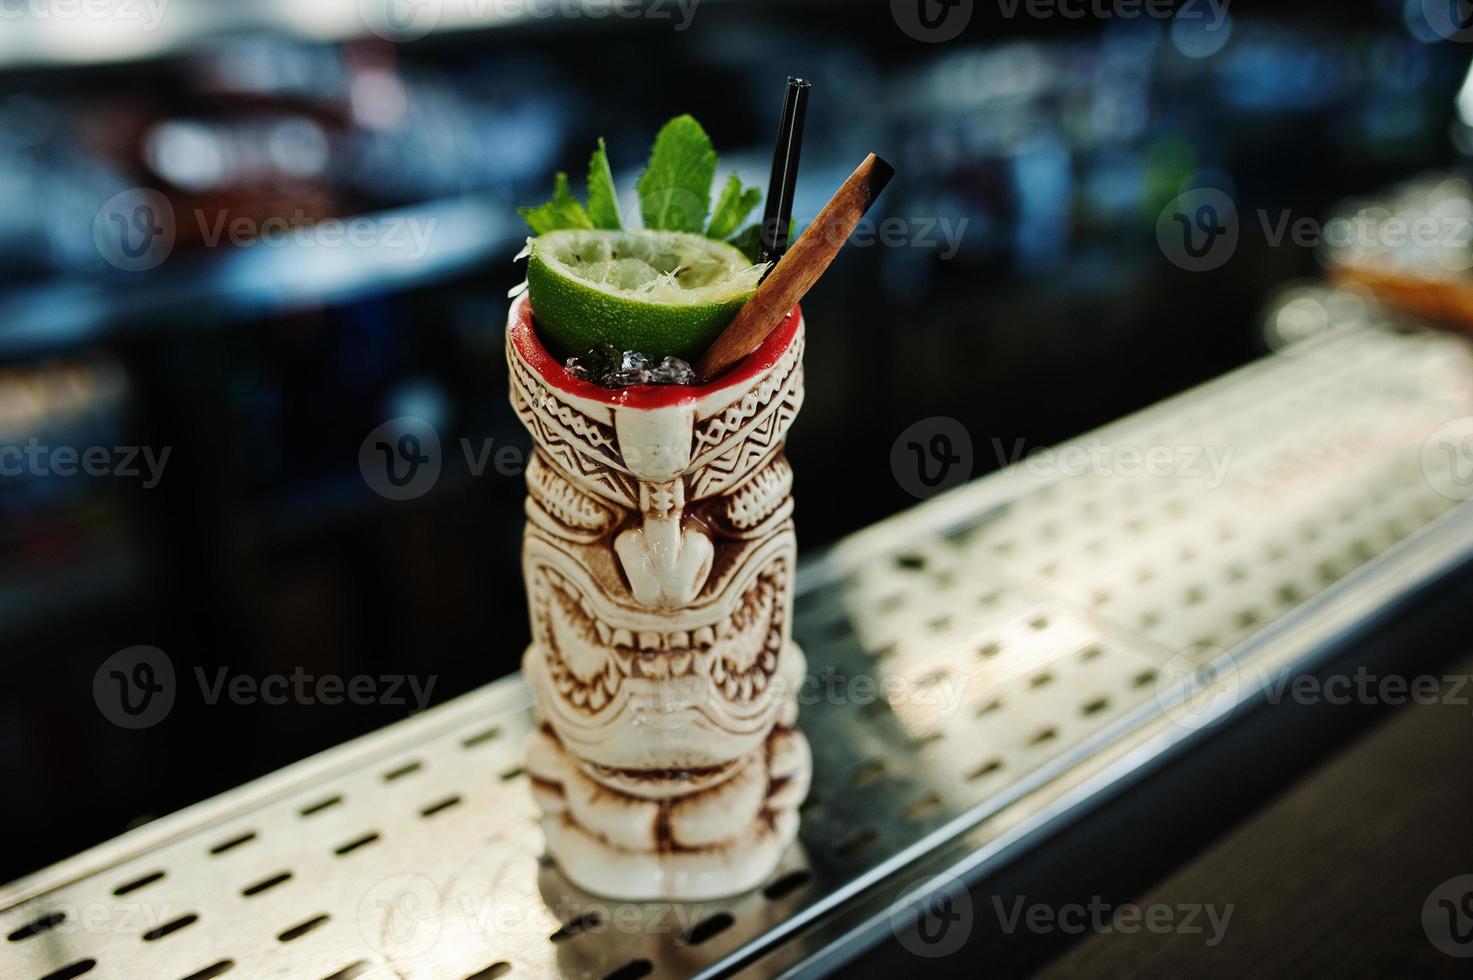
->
[[507, 295, 811, 900]]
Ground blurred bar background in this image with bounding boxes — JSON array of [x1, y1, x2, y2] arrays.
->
[[2, 0, 1468, 883]]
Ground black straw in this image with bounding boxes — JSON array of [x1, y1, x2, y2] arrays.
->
[[756, 76, 811, 270]]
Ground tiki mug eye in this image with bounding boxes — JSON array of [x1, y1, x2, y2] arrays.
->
[[524, 450, 617, 543], [709, 453, 795, 537]]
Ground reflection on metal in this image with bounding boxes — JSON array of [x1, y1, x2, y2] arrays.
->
[[6, 289, 1473, 979]]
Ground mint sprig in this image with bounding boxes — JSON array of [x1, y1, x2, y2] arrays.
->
[[585, 138, 621, 230], [635, 114, 717, 233], [518, 115, 763, 242], [707, 173, 763, 241], [517, 172, 592, 234]]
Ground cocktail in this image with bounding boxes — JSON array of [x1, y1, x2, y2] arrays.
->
[[509, 94, 890, 900]]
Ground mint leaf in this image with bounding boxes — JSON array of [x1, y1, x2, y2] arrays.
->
[[706, 173, 762, 240], [636, 114, 717, 233], [518, 172, 593, 234], [586, 138, 621, 230]]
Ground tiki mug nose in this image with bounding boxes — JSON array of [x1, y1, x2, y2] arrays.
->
[[615, 480, 713, 608]]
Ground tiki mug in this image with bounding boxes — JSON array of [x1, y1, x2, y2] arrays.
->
[[507, 294, 811, 901]]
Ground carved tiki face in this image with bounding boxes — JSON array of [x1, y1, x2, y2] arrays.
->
[[506, 296, 807, 774]]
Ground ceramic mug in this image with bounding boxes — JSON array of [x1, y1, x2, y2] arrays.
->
[[507, 294, 811, 900]]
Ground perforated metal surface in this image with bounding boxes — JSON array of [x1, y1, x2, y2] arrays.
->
[[7, 290, 1473, 980]]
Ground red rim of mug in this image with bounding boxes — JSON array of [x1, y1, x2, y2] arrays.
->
[[508, 294, 802, 409]]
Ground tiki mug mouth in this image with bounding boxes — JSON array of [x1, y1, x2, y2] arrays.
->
[[521, 531, 803, 770]]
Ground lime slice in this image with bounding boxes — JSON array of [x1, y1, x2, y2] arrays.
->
[[526, 229, 764, 362]]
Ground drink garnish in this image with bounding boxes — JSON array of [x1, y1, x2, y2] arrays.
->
[[695, 153, 894, 381], [516, 116, 769, 364], [526, 229, 763, 363]]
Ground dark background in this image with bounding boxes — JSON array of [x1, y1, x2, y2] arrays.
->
[[2, 0, 1468, 888]]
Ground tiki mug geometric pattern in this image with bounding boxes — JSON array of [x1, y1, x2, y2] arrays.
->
[[506, 295, 811, 901]]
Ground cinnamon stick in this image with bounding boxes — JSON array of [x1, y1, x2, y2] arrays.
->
[[696, 152, 894, 380]]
